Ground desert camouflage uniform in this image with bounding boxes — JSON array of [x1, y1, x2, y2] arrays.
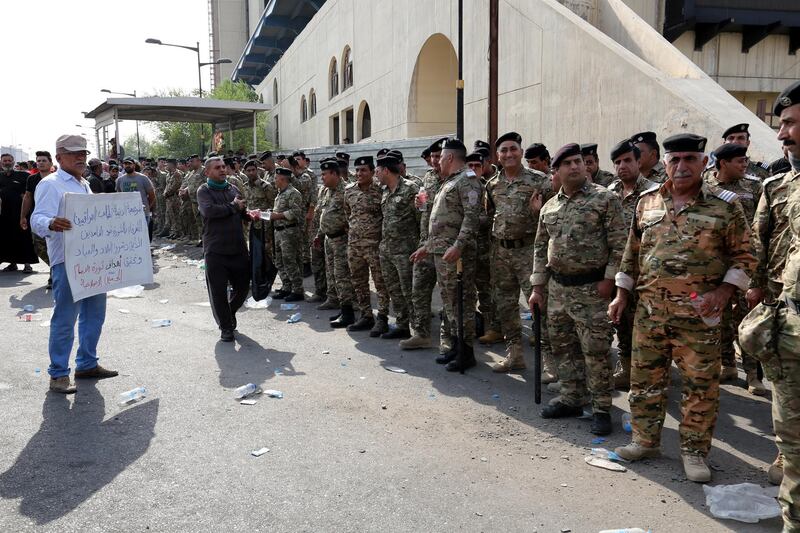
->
[[187, 169, 207, 240], [345, 179, 389, 317], [643, 161, 668, 184], [379, 178, 420, 330], [532, 181, 626, 414], [475, 173, 499, 334], [164, 169, 184, 237], [748, 160, 771, 181], [318, 179, 353, 306], [591, 169, 615, 188], [153, 170, 168, 233], [616, 181, 756, 456], [273, 184, 305, 295], [179, 169, 199, 240]]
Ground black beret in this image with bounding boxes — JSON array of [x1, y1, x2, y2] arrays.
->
[[275, 154, 287, 161], [428, 137, 448, 153], [223, 157, 235, 167], [335, 151, 350, 161], [442, 137, 467, 154], [580, 143, 598, 157], [551, 143, 582, 167], [376, 154, 401, 167], [609, 139, 637, 162], [177, 158, 187, 164], [275, 167, 293, 177], [292, 150, 306, 158], [354, 155, 374, 167], [157, 157, 166, 161], [188, 154, 200, 160], [376, 148, 390, 157], [524, 143, 549, 160], [421, 148, 431, 158], [713, 143, 747, 161], [631, 131, 658, 145], [474, 139, 491, 152], [243, 160, 258, 169], [774, 80, 800, 116], [663, 133, 707, 153], [722, 123, 749, 139], [259, 151, 272, 160], [495, 131, 522, 148], [387, 149, 405, 162], [320, 159, 339, 172], [465, 151, 485, 164], [166, 158, 177, 164]]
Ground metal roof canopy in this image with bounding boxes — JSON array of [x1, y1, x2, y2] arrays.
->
[[85, 97, 271, 131]]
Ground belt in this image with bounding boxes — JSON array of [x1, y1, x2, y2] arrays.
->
[[325, 230, 347, 239], [497, 236, 533, 249], [274, 223, 298, 232], [550, 268, 605, 287]]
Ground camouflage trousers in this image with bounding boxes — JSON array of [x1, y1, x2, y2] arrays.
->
[[302, 217, 311, 263], [616, 293, 637, 361], [434, 247, 477, 345], [379, 249, 414, 329], [275, 226, 304, 294], [547, 279, 613, 413], [411, 256, 443, 338], [180, 200, 197, 239], [32, 234, 49, 266], [769, 305, 800, 532], [165, 197, 181, 236], [721, 292, 757, 373], [492, 243, 551, 359], [190, 200, 203, 240], [324, 234, 353, 306], [155, 193, 167, 232], [475, 236, 499, 331], [348, 243, 390, 316], [628, 303, 721, 455], [310, 221, 327, 297]]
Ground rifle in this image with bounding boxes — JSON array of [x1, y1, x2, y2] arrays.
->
[[455, 258, 466, 374], [533, 302, 542, 404]]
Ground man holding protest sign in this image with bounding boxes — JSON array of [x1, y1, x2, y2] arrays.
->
[[30, 135, 118, 394]]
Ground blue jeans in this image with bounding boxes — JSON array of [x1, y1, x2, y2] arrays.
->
[[48, 263, 107, 378]]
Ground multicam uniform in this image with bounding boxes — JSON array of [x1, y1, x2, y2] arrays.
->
[[241, 177, 277, 253], [164, 169, 184, 237], [318, 179, 353, 307], [273, 185, 305, 295], [591, 169, 615, 188]]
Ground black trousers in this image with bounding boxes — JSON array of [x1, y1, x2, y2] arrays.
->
[[204, 252, 251, 331]]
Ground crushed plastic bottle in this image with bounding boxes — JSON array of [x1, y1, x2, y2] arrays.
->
[[264, 389, 283, 398], [234, 383, 258, 399], [591, 448, 624, 462], [622, 412, 632, 433], [23, 304, 36, 312], [287, 312, 302, 323], [151, 319, 172, 328], [108, 285, 145, 298], [34, 367, 41, 376], [280, 303, 300, 311], [689, 291, 721, 327], [119, 387, 147, 404], [18, 313, 43, 322]]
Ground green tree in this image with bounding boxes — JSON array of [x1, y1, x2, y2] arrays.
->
[[121, 134, 158, 159]]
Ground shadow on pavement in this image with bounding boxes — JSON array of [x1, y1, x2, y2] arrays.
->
[[214, 332, 300, 389], [0, 382, 158, 524]]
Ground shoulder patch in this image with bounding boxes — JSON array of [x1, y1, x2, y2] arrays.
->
[[714, 189, 738, 204], [639, 184, 660, 197], [743, 173, 761, 182], [760, 161, 770, 170], [465, 170, 476, 178]]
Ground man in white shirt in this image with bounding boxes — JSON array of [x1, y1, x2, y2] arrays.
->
[[31, 134, 118, 394]]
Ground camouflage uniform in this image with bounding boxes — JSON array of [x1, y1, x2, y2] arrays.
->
[[180, 170, 198, 240], [643, 161, 668, 184], [187, 169, 207, 240], [318, 179, 353, 306], [747, 160, 771, 181], [607, 175, 656, 376], [164, 169, 184, 237], [426, 167, 481, 346], [475, 174, 500, 334], [292, 172, 314, 264], [616, 181, 756, 455], [345, 179, 390, 317], [771, 184, 800, 533], [153, 170, 168, 233], [310, 186, 328, 299], [242, 177, 277, 254], [486, 168, 553, 355], [404, 173, 424, 187], [705, 171, 763, 374], [592, 169, 615, 188], [379, 178, 420, 330], [273, 185, 305, 295], [532, 181, 626, 413]]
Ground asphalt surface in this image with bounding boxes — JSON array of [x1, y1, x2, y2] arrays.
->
[[0, 240, 784, 532]]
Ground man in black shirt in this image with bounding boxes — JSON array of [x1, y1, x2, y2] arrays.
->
[[197, 157, 251, 342], [0, 153, 38, 272], [87, 158, 104, 193]]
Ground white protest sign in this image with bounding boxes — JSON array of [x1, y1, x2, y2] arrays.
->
[[64, 192, 153, 301]]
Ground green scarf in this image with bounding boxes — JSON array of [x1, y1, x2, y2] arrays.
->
[[206, 178, 229, 191]]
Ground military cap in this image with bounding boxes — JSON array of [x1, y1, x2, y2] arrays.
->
[[207, 151, 218, 157], [335, 151, 350, 161], [286, 156, 298, 167], [774, 80, 800, 116], [421, 148, 431, 158], [474, 140, 491, 154], [258, 151, 273, 160], [138, 156, 146, 161], [722, 123, 749, 139], [465, 151, 485, 164], [713, 143, 747, 161], [354, 155, 374, 167], [580, 143, 598, 157], [387, 149, 405, 162], [377, 148, 390, 157], [495, 131, 522, 148], [166, 158, 177, 164], [223, 157, 236, 167], [441, 137, 467, 154], [631, 131, 658, 145], [551, 143, 582, 167], [243, 160, 258, 170], [320, 159, 339, 172], [247, 153, 258, 159], [428, 137, 448, 153], [275, 166, 293, 177], [663, 133, 707, 153], [188, 154, 200, 160], [122, 156, 136, 163], [177, 158, 187, 164], [157, 156, 166, 161], [275, 154, 286, 161], [524, 143, 549, 160], [609, 139, 638, 162], [376, 154, 401, 167]]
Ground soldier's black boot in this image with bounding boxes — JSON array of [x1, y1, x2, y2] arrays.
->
[[347, 312, 375, 331], [590, 412, 612, 436], [272, 288, 290, 299], [369, 314, 389, 337], [435, 336, 460, 364], [331, 305, 355, 328], [541, 402, 583, 419], [445, 344, 476, 372]]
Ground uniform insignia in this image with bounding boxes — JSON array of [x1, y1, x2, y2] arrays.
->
[[743, 174, 760, 182], [466, 170, 476, 177], [760, 161, 770, 170], [714, 189, 738, 203], [780, 96, 793, 107], [467, 189, 478, 206]]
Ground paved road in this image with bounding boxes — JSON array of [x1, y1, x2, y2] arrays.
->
[[0, 242, 783, 532]]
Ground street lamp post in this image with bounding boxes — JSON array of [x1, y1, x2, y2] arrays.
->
[[101, 89, 141, 158]]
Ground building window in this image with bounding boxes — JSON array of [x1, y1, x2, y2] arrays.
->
[[329, 58, 339, 99], [274, 115, 279, 147], [342, 46, 353, 90], [273, 79, 278, 105], [309, 90, 317, 117], [358, 101, 371, 140], [301, 95, 308, 122]]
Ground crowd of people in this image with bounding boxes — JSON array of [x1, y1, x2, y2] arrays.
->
[[7, 80, 800, 531]]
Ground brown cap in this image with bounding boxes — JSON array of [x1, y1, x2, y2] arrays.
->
[[55, 134, 89, 154]]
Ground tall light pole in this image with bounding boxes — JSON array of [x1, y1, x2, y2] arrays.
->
[[101, 89, 141, 158]]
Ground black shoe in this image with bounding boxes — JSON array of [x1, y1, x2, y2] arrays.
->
[[195, 240, 203, 247], [590, 412, 612, 436], [272, 289, 290, 299], [157, 230, 170, 238], [435, 336, 460, 364], [369, 314, 389, 337], [331, 305, 356, 329], [445, 345, 476, 372], [303, 263, 312, 278], [381, 328, 411, 339], [541, 402, 583, 419], [329, 312, 342, 322], [347, 314, 375, 332], [221, 329, 235, 342], [46, 277, 52, 290], [284, 292, 304, 302]]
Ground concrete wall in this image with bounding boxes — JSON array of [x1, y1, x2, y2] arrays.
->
[[257, 0, 782, 162], [211, 0, 249, 87]]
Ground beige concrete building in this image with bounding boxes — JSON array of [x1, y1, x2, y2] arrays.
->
[[214, 0, 796, 162]]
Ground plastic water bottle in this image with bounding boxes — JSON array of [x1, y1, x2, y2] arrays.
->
[[23, 304, 36, 312], [622, 412, 632, 433], [119, 387, 146, 404], [280, 303, 300, 311], [689, 292, 721, 327], [287, 312, 302, 323], [151, 319, 172, 328], [591, 448, 624, 462], [234, 383, 258, 399], [417, 190, 428, 212]]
